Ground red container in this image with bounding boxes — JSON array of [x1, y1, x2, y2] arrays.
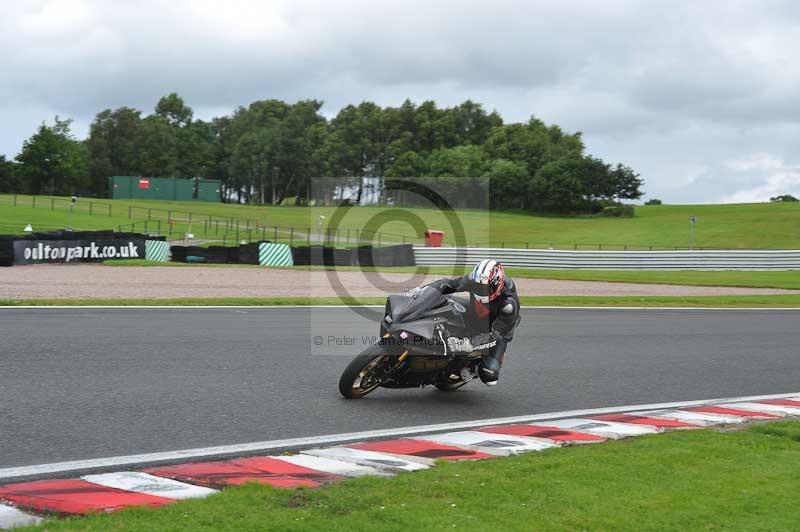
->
[[424, 230, 445, 247]]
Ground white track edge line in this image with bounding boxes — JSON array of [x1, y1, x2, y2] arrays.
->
[[2, 391, 797, 481], [2, 305, 799, 310], [0, 305, 385, 309]]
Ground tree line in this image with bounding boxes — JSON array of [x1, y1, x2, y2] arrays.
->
[[0, 94, 644, 213]]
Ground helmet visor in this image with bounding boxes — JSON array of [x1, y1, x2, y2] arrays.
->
[[468, 280, 492, 298]]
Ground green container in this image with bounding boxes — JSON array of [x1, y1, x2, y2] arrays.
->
[[196, 179, 221, 202], [174, 179, 194, 201], [108, 176, 222, 202]]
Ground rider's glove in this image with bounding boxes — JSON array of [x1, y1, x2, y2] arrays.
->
[[405, 286, 424, 298], [469, 332, 498, 351], [447, 336, 474, 352]]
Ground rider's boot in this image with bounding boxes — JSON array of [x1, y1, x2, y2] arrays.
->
[[478, 341, 506, 386]]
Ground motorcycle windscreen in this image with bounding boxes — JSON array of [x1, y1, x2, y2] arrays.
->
[[396, 286, 445, 323], [387, 319, 436, 340]]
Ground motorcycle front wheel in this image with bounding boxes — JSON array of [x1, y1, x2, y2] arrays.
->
[[338, 344, 390, 399]]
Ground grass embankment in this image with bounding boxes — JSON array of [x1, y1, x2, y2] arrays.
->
[[24, 421, 800, 531], [4, 295, 800, 307], [2, 193, 799, 249]]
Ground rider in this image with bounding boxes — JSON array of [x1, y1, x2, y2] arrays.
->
[[416, 259, 520, 386]]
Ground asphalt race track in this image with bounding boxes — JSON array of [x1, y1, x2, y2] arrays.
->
[[2, 307, 799, 469]]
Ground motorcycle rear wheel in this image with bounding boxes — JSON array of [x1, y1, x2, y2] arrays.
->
[[338, 344, 389, 399]]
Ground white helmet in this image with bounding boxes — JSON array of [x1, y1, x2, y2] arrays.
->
[[467, 259, 505, 303]]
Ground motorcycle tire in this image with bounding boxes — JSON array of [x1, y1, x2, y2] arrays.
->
[[434, 378, 468, 392], [338, 344, 388, 399]]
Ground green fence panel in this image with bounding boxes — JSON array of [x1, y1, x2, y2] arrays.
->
[[108, 176, 221, 202], [196, 180, 221, 202], [174, 179, 194, 201], [109, 176, 135, 199], [258, 243, 293, 267]]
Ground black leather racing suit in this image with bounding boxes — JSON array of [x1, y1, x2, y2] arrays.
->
[[426, 276, 521, 383]]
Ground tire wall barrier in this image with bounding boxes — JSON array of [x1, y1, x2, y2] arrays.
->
[[170, 242, 272, 264], [0, 237, 13, 267], [238, 243, 262, 265], [290, 246, 353, 267], [169, 245, 237, 264], [290, 244, 415, 267], [167, 243, 417, 267], [352, 244, 416, 267], [413, 247, 800, 271], [0, 231, 165, 266]]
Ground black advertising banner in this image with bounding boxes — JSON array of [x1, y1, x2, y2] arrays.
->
[[13, 239, 146, 265]]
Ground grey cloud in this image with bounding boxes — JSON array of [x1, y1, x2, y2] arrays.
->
[[1, 0, 800, 202]]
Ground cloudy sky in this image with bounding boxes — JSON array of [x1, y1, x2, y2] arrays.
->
[[2, 0, 799, 203]]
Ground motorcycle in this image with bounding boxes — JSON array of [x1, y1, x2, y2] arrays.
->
[[338, 286, 488, 398]]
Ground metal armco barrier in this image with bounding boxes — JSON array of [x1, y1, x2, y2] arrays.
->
[[413, 247, 800, 270]]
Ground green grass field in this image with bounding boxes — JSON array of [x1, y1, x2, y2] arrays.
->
[[2, 193, 799, 249], [22, 421, 800, 531]]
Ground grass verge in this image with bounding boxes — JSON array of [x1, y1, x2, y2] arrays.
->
[[505, 268, 800, 290], [23, 422, 800, 531], [3, 295, 800, 307], [103, 259, 263, 268], [100, 261, 800, 290]]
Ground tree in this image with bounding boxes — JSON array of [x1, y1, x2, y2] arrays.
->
[[274, 100, 328, 203], [484, 121, 553, 178], [576, 156, 613, 203], [426, 145, 488, 208], [770, 194, 799, 202], [136, 115, 180, 177], [9, 95, 644, 213], [155, 93, 193, 127], [86, 106, 142, 194], [231, 127, 277, 204], [451, 100, 503, 146], [0, 155, 20, 193], [609, 163, 644, 201], [528, 157, 588, 213], [224, 99, 289, 202], [325, 102, 386, 203], [135, 93, 215, 180], [483, 159, 529, 209], [226, 99, 327, 204], [181, 119, 218, 179], [426, 145, 487, 177], [386, 151, 427, 177], [15, 117, 88, 195]]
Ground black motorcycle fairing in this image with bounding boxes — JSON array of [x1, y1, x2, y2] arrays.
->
[[384, 288, 471, 341], [386, 285, 444, 324]]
